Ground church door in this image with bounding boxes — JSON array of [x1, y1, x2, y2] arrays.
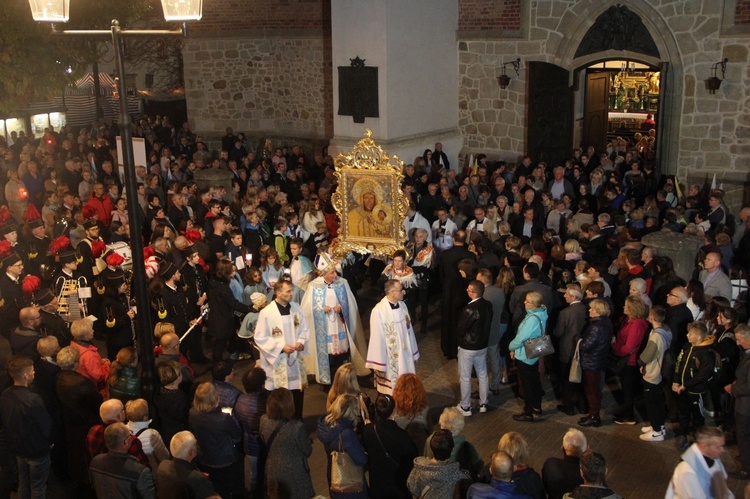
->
[[582, 71, 609, 154], [526, 62, 573, 165]]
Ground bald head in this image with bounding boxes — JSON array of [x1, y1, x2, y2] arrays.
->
[[103, 422, 131, 453], [490, 451, 515, 481], [670, 286, 688, 303], [100, 399, 125, 423], [19, 307, 40, 328], [160, 333, 180, 354]]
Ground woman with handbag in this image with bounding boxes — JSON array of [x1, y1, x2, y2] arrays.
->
[[611, 296, 650, 425], [508, 291, 548, 423], [260, 388, 315, 499], [578, 299, 614, 428], [317, 394, 369, 498]]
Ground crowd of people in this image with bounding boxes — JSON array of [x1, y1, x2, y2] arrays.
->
[[0, 116, 748, 499]]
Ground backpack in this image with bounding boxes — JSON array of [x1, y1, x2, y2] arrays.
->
[[655, 328, 675, 381]]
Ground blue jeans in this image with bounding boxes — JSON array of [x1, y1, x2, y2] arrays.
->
[[16, 454, 49, 499], [458, 347, 488, 408]]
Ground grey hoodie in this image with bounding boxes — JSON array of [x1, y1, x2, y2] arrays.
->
[[639, 325, 673, 384]]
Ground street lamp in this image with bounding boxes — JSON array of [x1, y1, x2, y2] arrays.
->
[[29, 0, 202, 398]]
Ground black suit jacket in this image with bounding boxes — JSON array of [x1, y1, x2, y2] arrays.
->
[[666, 302, 694, 353], [511, 218, 543, 239]]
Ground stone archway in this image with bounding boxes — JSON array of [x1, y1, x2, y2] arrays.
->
[[552, 0, 683, 174]]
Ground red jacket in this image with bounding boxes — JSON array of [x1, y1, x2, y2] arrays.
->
[[72, 341, 111, 399], [85, 195, 114, 226], [613, 318, 649, 366]]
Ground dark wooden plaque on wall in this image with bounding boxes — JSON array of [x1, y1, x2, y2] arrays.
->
[[338, 59, 379, 123]]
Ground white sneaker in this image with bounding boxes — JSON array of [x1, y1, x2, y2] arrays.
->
[[640, 429, 665, 442], [456, 404, 472, 417], [641, 426, 653, 433], [479, 404, 488, 413]]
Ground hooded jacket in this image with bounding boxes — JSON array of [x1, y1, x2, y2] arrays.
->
[[638, 326, 673, 384], [674, 335, 716, 394], [407, 457, 470, 499]]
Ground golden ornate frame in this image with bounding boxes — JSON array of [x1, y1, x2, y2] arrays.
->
[[331, 130, 409, 258]]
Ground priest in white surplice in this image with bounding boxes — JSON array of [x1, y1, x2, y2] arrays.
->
[[254, 279, 309, 419], [366, 279, 420, 394], [301, 254, 369, 387]]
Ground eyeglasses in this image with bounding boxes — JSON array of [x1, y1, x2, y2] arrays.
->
[[667, 293, 678, 298]]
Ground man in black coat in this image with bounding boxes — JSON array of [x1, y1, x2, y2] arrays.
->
[[665, 286, 694, 354], [0, 357, 53, 499], [10, 307, 43, 362], [542, 428, 587, 499], [0, 252, 29, 336], [553, 285, 588, 415], [456, 280, 493, 416], [731, 325, 750, 479], [156, 431, 218, 498], [511, 206, 543, 239], [439, 230, 475, 358]]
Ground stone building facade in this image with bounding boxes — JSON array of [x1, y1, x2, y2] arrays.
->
[[183, 0, 332, 152], [182, 0, 750, 209], [456, 0, 750, 210]]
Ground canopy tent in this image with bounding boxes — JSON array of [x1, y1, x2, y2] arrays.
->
[[64, 72, 140, 127]]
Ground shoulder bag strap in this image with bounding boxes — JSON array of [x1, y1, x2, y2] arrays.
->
[[372, 422, 399, 467], [134, 427, 149, 438], [528, 313, 544, 336], [264, 421, 285, 451]]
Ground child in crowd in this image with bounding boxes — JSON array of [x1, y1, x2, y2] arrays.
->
[[638, 306, 672, 442], [673, 321, 715, 451]]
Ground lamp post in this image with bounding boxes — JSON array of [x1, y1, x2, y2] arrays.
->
[[29, 0, 202, 398]]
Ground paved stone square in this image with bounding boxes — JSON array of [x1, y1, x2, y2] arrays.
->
[[222, 284, 748, 498]]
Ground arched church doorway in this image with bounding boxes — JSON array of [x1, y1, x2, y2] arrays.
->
[[577, 59, 663, 163], [526, 3, 675, 173]]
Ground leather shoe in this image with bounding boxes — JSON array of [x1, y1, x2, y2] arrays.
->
[[512, 413, 534, 422], [556, 404, 575, 416], [578, 415, 601, 427]]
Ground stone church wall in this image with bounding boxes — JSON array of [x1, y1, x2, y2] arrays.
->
[[457, 0, 750, 210], [182, 0, 333, 149]]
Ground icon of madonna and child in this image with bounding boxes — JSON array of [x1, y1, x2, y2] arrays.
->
[[347, 176, 394, 239]]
